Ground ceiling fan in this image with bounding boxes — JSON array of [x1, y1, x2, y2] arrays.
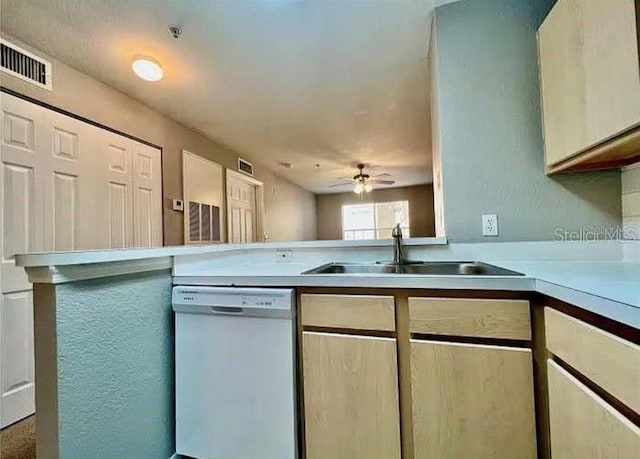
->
[[329, 163, 395, 194]]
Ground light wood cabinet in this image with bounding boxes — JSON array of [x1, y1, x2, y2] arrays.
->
[[547, 360, 640, 459], [299, 292, 536, 459], [410, 340, 537, 459], [538, 0, 640, 172], [545, 308, 640, 413], [544, 307, 640, 459], [302, 332, 401, 459]]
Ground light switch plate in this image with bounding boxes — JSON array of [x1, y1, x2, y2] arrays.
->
[[482, 214, 498, 237]]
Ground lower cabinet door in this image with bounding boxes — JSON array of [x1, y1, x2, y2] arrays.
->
[[548, 359, 640, 459], [302, 332, 401, 459], [410, 340, 537, 459]]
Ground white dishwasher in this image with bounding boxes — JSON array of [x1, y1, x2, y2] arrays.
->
[[172, 286, 298, 459]]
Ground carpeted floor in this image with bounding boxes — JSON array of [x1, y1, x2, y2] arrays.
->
[[1, 416, 36, 459]]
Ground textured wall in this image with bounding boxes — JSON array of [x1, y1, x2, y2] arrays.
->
[[0, 34, 317, 245], [53, 271, 174, 459], [622, 162, 640, 240], [433, 0, 622, 242], [316, 185, 435, 240]]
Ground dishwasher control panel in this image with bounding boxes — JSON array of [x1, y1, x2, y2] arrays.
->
[[172, 286, 294, 310]]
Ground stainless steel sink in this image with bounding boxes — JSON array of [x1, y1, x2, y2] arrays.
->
[[302, 262, 523, 276]]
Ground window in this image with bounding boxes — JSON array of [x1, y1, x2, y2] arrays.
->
[[341, 201, 410, 240]]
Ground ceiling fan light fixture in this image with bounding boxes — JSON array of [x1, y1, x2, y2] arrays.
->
[[330, 164, 394, 193]]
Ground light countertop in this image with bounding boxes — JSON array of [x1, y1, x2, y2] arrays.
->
[[174, 260, 640, 329], [17, 239, 640, 329], [15, 238, 447, 267]]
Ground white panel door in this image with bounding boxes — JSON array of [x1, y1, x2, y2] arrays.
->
[[0, 93, 163, 427], [226, 173, 256, 244], [0, 94, 44, 427], [0, 290, 34, 427], [132, 143, 162, 247], [0, 103, 96, 427], [44, 108, 100, 252], [100, 133, 134, 249]]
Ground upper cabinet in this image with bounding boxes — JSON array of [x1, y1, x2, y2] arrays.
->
[[538, 0, 640, 173]]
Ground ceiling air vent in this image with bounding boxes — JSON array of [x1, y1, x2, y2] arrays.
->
[[238, 158, 254, 177], [1, 39, 52, 90]]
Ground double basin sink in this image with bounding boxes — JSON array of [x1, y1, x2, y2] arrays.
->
[[303, 261, 523, 276]]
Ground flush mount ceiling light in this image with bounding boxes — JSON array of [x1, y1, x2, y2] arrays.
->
[[132, 57, 163, 82]]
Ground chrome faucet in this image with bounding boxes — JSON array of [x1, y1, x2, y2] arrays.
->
[[392, 224, 405, 265]]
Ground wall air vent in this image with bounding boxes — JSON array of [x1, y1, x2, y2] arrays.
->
[[238, 158, 254, 176], [1, 39, 52, 90], [188, 201, 221, 243]]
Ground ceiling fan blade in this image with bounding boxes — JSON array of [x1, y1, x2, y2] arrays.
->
[[370, 179, 395, 185], [372, 173, 392, 178], [328, 182, 353, 188]]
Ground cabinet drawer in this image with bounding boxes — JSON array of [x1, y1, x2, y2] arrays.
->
[[408, 297, 531, 340], [548, 359, 640, 458], [545, 308, 640, 413], [301, 294, 395, 331]]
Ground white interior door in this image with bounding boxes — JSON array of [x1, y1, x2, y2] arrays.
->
[[226, 172, 257, 244], [0, 102, 96, 426], [132, 143, 163, 247], [95, 131, 163, 249], [100, 133, 135, 249], [0, 96, 41, 428], [0, 92, 163, 427]]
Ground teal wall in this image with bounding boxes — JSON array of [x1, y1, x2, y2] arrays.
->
[[55, 271, 174, 459], [434, 0, 622, 242]]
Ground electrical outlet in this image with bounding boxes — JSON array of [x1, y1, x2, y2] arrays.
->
[[275, 250, 293, 262], [482, 214, 499, 237]]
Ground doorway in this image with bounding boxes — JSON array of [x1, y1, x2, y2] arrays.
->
[[226, 169, 264, 243]]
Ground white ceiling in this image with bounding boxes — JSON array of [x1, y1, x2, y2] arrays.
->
[[1, 0, 457, 193]]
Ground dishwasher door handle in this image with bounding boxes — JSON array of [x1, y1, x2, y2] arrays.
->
[[209, 306, 245, 315]]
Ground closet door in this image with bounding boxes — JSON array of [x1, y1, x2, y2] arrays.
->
[[132, 142, 162, 247], [0, 94, 42, 427], [44, 106, 100, 252], [0, 101, 99, 426], [0, 92, 163, 427], [98, 132, 135, 249], [95, 132, 162, 249]]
